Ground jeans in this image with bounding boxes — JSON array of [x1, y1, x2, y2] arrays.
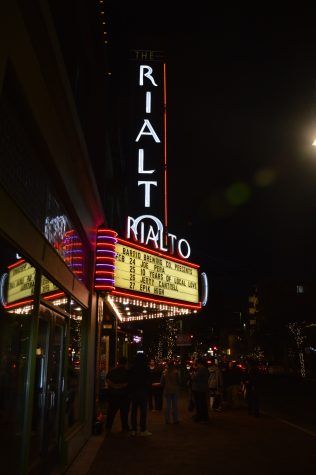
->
[[130, 392, 148, 432], [105, 393, 130, 431], [149, 386, 163, 410], [164, 393, 179, 423], [192, 390, 209, 421]]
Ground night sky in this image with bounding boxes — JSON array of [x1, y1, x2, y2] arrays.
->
[[106, 5, 316, 295]]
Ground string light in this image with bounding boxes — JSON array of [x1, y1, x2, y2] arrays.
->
[[289, 322, 306, 378]]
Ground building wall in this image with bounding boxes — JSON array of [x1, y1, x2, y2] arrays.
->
[[0, 1, 106, 473]]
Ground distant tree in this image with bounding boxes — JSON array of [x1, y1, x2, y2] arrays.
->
[[288, 322, 306, 378]]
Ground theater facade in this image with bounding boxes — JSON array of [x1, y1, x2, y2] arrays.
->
[[93, 50, 207, 382]]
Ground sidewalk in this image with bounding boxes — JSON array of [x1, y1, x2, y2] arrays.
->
[[65, 389, 316, 475]]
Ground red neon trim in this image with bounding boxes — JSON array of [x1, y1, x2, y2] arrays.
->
[[112, 289, 201, 310], [96, 256, 115, 262], [97, 228, 118, 237], [95, 285, 115, 290], [117, 238, 199, 268], [5, 298, 34, 309], [64, 244, 83, 248], [97, 245, 115, 248], [95, 271, 114, 275], [163, 62, 168, 238], [8, 259, 26, 270], [43, 292, 65, 301]]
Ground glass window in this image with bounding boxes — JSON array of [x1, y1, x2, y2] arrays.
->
[[65, 301, 83, 430], [0, 239, 34, 474], [40, 275, 69, 313], [0, 77, 88, 284], [44, 192, 87, 283], [39, 277, 84, 430]]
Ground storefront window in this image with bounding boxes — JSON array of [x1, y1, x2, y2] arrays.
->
[[39, 276, 84, 431], [65, 301, 83, 430], [44, 192, 87, 283], [0, 239, 34, 474], [0, 90, 88, 285], [40, 275, 69, 313]]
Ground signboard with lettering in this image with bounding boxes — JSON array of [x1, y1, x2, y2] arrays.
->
[[118, 50, 192, 260], [7, 261, 35, 303], [93, 49, 209, 311], [6, 260, 58, 304], [114, 242, 199, 304], [126, 51, 165, 226]]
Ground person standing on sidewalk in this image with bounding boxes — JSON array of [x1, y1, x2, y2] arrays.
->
[[128, 353, 152, 436], [226, 361, 243, 408], [244, 358, 260, 417], [148, 358, 163, 411], [105, 356, 130, 435], [208, 359, 223, 411], [191, 357, 209, 423], [160, 360, 181, 424]]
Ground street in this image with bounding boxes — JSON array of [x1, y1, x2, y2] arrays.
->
[[259, 374, 316, 434], [66, 379, 316, 475]]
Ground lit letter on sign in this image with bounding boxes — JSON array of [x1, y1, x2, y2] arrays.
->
[[135, 119, 161, 143]]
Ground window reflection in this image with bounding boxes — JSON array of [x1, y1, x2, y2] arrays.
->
[[40, 275, 68, 313], [44, 195, 87, 283], [0, 242, 33, 473], [65, 302, 83, 430], [2, 259, 35, 311]]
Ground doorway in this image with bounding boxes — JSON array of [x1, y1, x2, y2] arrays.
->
[[29, 305, 65, 474]]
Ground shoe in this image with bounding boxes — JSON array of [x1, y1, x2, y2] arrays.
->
[[130, 431, 137, 436], [139, 430, 152, 437]]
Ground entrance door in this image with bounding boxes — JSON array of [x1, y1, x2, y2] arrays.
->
[[29, 305, 65, 474]]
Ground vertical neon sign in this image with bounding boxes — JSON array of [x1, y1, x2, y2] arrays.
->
[[126, 50, 191, 259]]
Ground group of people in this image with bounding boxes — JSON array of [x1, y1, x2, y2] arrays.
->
[[187, 357, 261, 423], [105, 354, 183, 436], [218, 358, 260, 417], [104, 354, 261, 437]]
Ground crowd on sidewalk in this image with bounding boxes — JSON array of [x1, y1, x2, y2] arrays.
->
[[102, 353, 261, 438]]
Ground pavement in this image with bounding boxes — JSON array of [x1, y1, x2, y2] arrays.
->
[[65, 389, 316, 475]]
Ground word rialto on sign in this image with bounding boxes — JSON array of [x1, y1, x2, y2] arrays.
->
[[126, 54, 191, 260], [127, 214, 191, 260]]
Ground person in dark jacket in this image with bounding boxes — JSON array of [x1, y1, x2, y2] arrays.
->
[[105, 356, 130, 435], [128, 353, 152, 436], [160, 360, 181, 424], [191, 357, 209, 422], [244, 358, 260, 417], [226, 361, 243, 408], [148, 358, 163, 411]]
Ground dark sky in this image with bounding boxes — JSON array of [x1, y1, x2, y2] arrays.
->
[[106, 5, 316, 294]]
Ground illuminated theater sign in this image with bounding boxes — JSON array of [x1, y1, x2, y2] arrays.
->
[[95, 50, 206, 321], [115, 242, 199, 303], [95, 229, 201, 322], [125, 50, 191, 259]]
